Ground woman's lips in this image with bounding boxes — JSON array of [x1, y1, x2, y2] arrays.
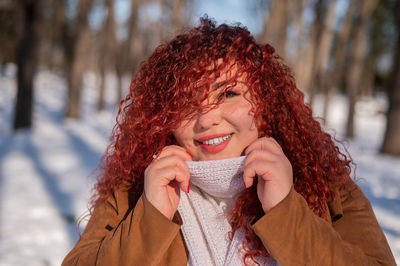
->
[[197, 133, 232, 153]]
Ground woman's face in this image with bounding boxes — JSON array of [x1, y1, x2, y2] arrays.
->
[[173, 69, 259, 161]]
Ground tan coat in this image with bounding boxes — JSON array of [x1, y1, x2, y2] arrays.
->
[[62, 179, 396, 265]]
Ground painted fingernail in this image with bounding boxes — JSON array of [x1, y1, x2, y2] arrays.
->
[[151, 153, 160, 162], [187, 179, 191, 193], [186, 151, 193, 157]]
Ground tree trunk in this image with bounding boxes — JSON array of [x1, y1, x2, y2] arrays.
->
[[0, 3, 16, 67], [158, 0, 193, 42], [98, 68, 105, 111], [345, 0, 377, 138], [291, 0, 306, 76], [64, 0, 94, 118], [127, 0, 140, 67], [114, 0, 142, 104], [360, 60, 374, 97], [13, 0, 44, 130], [322, 1, 355, 121], [259, 0, 290, 59], [309, 0, 338, 107], [115, 64, 123, 104], [48, 0, 66, 69], [381, 0, 400, 155], [98, 0, 117, 112], [171, 0, 185, 35], [295, 0, 323, 99]]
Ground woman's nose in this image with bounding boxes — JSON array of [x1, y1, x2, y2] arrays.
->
[[195, 106, 222, 130]]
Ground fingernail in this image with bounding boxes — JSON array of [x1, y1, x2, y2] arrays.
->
[[187, 179, 191, 193], [186, 151, 193, 157], [151, 153, 160, 162]]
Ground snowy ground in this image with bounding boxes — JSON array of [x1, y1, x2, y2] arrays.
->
[[0, 67, 399, 265]]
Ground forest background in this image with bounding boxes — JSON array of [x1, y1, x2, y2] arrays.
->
[[0, 0, 399, 265]]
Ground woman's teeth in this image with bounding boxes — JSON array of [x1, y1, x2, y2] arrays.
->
[[202, 134, 232, 145]]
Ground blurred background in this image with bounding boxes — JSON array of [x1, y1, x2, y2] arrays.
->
[[0, 0, 399, 265]]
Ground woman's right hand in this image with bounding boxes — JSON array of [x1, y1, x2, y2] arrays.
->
[[144, 145, 192, 220]]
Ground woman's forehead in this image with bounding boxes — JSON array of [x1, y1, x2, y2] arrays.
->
[[199, 61, 248, 90], [214, 66, 248, 86]]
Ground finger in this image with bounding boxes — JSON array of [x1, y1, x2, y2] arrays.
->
[[245, 137, 282, 155], [152, 166, 190, 188], [245, 137, 283, 156], [243, 160, 276, 188], [244, 149, 279, 168], [151, 155, 190, 177], [156, 166, 190, 193], [157, 145, 193, 162], [243, 159, 259, 188], [148, 145, 192, 171], [242, 173, 255, 189], [268, 137, 283, 148], [172, 167, 191, 193]]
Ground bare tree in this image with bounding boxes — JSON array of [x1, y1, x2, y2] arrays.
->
[[345, 0, 378, 138], [308, 0, 338, 107], [381, 0, 400, 156], [259, 0, 291, 59], [293, 0, 338, 105], [0, 2, 15, 67], [322, 1, 355, 121], [170, 0, 187, 35], [291, 0, 307, 74], [114, 0, 141, 104], [158, 0, 193, 42], [126, 0, 141, 69], [295, 0, 323, 97], [98, 0, 117, 111], [13, 0, 44, 130], [63, 0, 94, 118], [46, 0, 67, 69]]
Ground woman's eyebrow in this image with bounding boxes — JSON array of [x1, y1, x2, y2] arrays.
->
[[212, 80, 232, 90], [212, 80, 247, 91]]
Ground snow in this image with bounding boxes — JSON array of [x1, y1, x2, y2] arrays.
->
[[0, 68, 399, 265]]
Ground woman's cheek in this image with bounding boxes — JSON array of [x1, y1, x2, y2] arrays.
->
[[172, 122, 192, 147], [227, 101, 257, 132]]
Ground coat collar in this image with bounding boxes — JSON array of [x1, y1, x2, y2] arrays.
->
[[109, 185, 345, 226], [327, 186, 344, 223]]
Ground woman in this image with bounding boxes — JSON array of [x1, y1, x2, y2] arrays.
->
[[62, 18, 396, 265]]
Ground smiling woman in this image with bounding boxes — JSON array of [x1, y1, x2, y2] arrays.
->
[[62, 18, 396, 266], [173, 70, 258, 161]]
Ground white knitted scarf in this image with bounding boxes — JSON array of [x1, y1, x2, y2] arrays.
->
[[177, 156, 278, 266]]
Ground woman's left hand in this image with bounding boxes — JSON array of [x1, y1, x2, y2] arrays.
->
[[243, 137, 293, 213]]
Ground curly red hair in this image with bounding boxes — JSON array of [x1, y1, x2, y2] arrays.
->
[[93, 17, 352, 264]]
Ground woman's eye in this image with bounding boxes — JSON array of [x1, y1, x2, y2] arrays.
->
[[219, 90, 240, 100]]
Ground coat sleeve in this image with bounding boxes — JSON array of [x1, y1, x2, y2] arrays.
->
[[61, 192, 187, 266], [252, 179, 396, 266]]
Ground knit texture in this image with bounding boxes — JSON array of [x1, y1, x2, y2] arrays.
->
[[186, 156, 246, 198], [178, 156, 278, 266]]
